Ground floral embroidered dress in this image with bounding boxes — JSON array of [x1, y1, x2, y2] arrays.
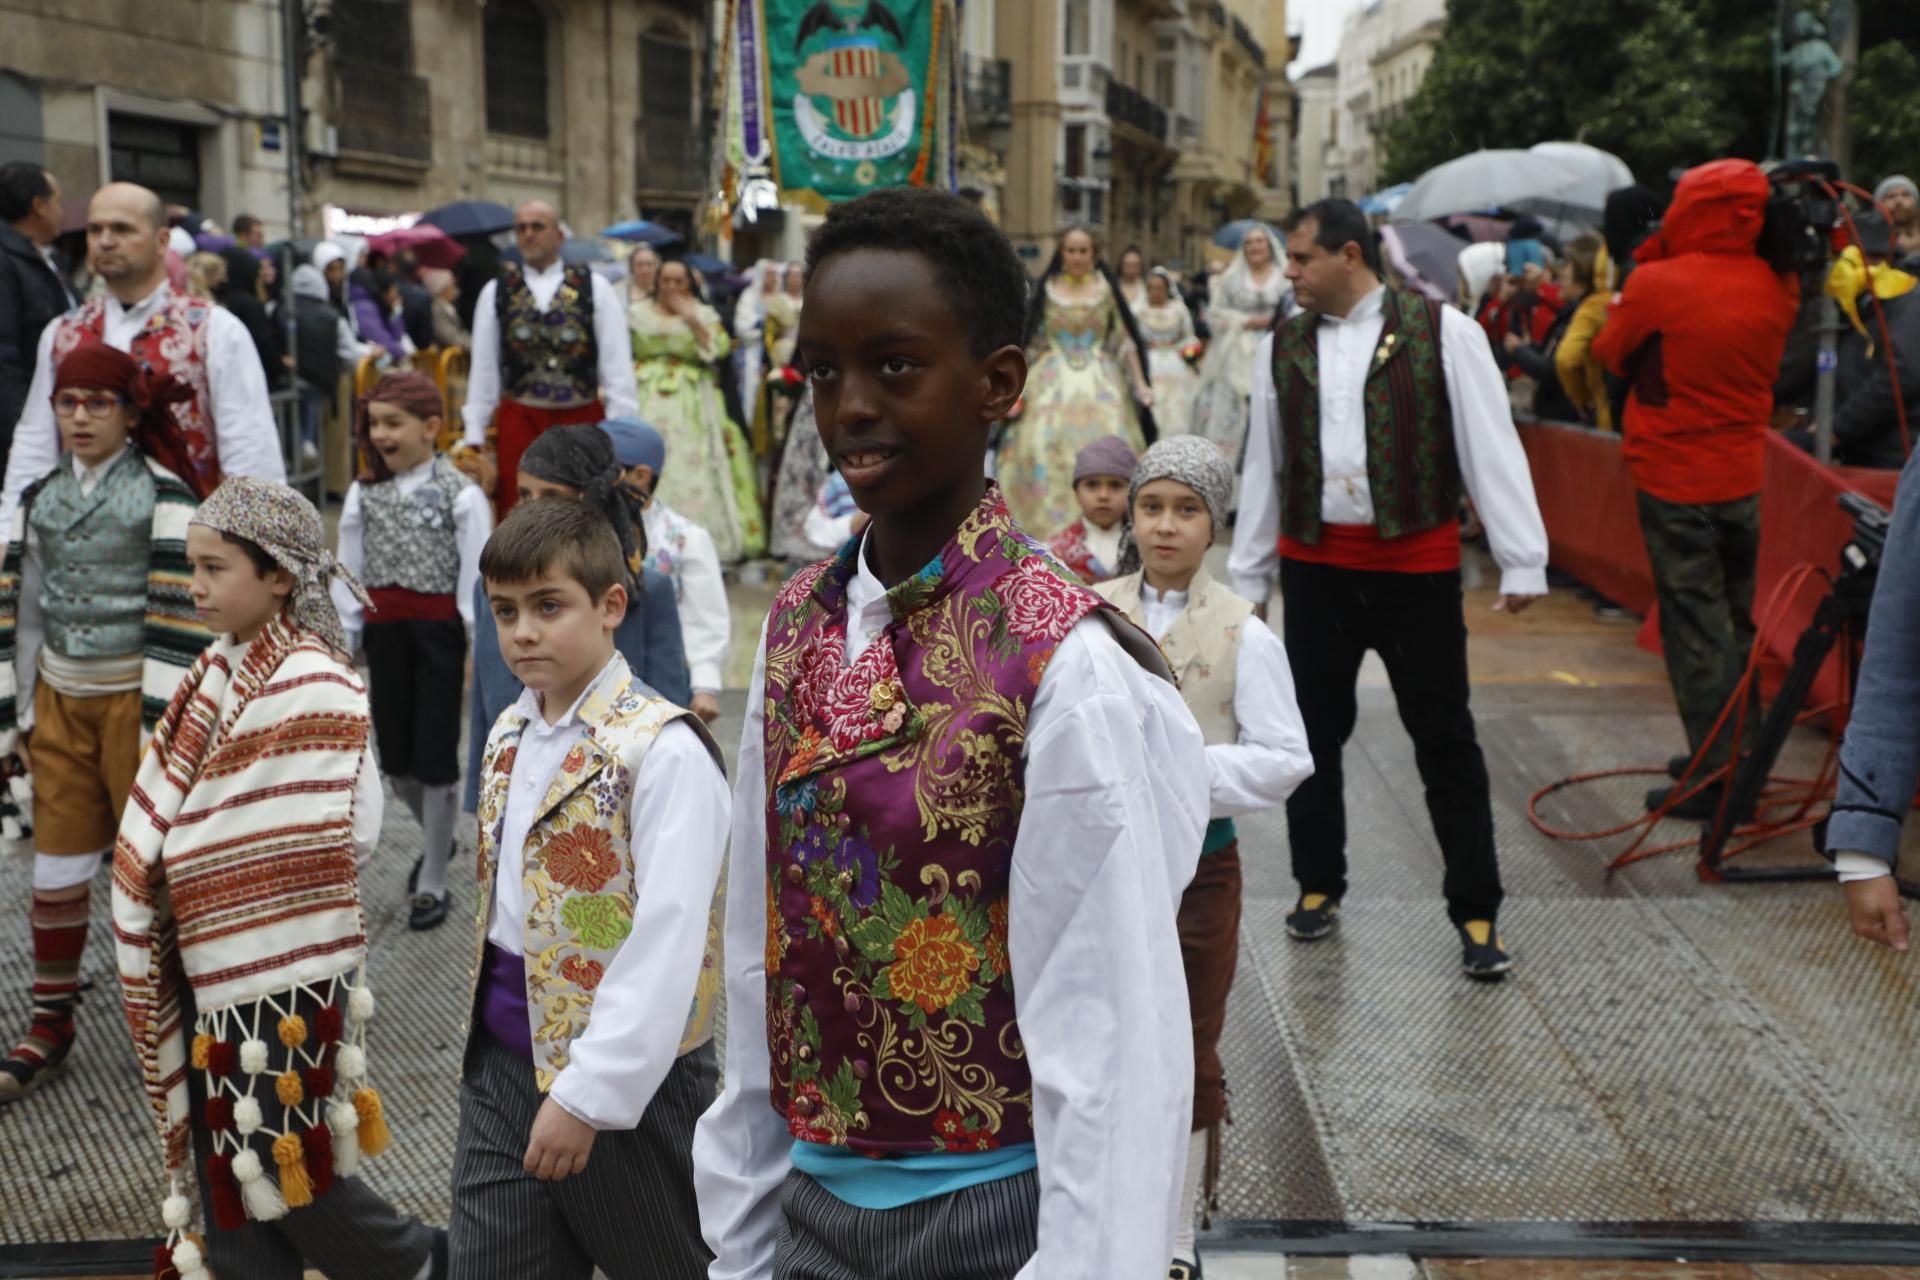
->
[[998, 284, 1145, 538], [630, 300, 765, 562], [769, 392, 834, 564], [759, 486, 1127, 1155], [1139, 298, 1200, 439], [1191, 266, 1288, 463]]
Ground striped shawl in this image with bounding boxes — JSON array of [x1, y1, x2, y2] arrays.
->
[[111, 616, 372, 1172], [0, 454, 206, 754]]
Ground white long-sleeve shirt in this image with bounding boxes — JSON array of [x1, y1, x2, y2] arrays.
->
[[485, 654, 729, 1130], [3, 283, 285, 531], [1137, 582, 1314, 817], [1228, 286, 1549, 604], [644, 501, 730, 695], [694, 540, 1210, 1280], [330, 457, 492, 648], [461, 263, 639, 444]]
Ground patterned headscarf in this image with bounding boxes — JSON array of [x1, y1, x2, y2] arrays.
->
[[1118, 436, 1236, 574], [191, 477, 368, 652]]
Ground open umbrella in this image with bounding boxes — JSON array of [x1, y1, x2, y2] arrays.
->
[[560, 238, 614, 265], [602, 219, 683, 248], [1359, 183, 1412, 217], [419, 200, 516, 237], [367, 223, 467, 269], [1379, 222, 1467, 304], [680, 251, 733, 278], [1212, 219, 1269, 250], [1394, 150, 1583, 226]]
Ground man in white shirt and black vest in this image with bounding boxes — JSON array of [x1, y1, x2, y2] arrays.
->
[[1229, 198, 1550, 980], [459, 201, 639, 520]]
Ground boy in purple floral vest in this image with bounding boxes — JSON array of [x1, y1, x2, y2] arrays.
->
[[693, 189, 1211, 1280]]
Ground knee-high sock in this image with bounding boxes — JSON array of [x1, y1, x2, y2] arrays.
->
[[1171, 1127, 1208, 1265], [391, 776, 425, 826], [6, 881, 89, 1070], [414, 783, 459, 899]]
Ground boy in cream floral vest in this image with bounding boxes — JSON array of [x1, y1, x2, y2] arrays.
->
[[455, 497, 725, 1279]]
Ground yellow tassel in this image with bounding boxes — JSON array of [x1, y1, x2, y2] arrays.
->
[[275, 1070, 305, 1107], [352, 1087, 391, 1157], [189, 1033, 213, 1071], [276, 1014, 308, 1048], [271, 1133, 314, 1209]]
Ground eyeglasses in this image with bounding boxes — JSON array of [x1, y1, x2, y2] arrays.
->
[[514, 222, 552, 234], [52, 393, 127, 418]]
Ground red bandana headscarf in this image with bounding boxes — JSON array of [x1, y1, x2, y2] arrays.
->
[[353, 371, 445, 482], [52, 342, 205, 497]]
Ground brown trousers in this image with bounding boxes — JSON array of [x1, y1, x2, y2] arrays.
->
[[31, 684, 143, 855], [1179, 842, 1242, 1132]]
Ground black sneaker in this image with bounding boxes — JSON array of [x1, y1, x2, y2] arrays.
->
[[1457, 920, 1512, 980], [1666, 753, 1695, 780], [408, 891, 452, 932], [1167, 1261, 1202, 1280], [1645, 783, 1752, 824], [1285, 894, 1340, 941]]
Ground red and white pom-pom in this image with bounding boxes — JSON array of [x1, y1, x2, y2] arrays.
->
[[233, 1095, 264, 1136], [334, 1043, 367, 1081], [171, 1236, 212, 1280], [326, 1098, 361, 1177], [232, 1148, 287, 1222], [161, 1192, 191, 1230], [239, 1038, 269, 1075], [347, 986, 375, 1024]]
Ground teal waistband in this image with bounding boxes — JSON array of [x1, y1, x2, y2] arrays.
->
[[1201, 817, 1238, 856], [789, 1139, 1039, 1210]]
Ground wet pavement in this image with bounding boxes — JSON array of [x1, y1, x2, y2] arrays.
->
[[3, 548, 1918, 1277]]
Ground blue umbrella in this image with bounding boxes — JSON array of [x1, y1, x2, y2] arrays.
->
[[1359, 182, 1412, 216], [1212, 219, 1268, 250], [680, 251, 733, 277], [419, 200, 516, 237], [560, 238, 613, 264], [602, 219, 683, 248]]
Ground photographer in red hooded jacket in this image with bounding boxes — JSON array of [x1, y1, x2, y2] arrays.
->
[[1592, 159, 1799, 820]]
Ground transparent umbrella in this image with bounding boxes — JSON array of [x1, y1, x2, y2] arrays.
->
[[1394, 150, 1584, 225]]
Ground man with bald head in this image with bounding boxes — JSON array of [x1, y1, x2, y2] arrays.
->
[[460, 199, 637, 516], [1, 182, 282, 525]]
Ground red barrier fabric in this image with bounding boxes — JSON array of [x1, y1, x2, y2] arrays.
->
[[1516, 421, 1902, 717]]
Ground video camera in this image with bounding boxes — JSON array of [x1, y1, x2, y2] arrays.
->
[[1760, 159, 1842, 276], [1838, 490, 1890, 571]]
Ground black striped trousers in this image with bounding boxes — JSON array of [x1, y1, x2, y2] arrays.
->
[[772, 1167, 1040, 1280], [447, 1032, 716, 1280]]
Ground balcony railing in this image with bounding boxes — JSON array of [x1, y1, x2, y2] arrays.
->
[[335, 61, 433, 164], [1105, 78, 1169, 146], [636, 117, 707, 194], [1231, 14, 1266, 68], [964, 53, 1011, 127]]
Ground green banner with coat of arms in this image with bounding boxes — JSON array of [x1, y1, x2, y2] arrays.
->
[[738, 0, 956, 208]]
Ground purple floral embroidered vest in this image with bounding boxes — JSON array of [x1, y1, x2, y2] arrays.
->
[[761, 486, 1114, 1155], [495, 262, 599, 406]]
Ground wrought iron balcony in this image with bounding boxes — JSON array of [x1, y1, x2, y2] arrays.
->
[[1231, 14, 1266, 68], [1105, 78, 1170, 146], [635, 116, 707, 194], [964, 53, 1011, 127], [334, 61, 433, 164]]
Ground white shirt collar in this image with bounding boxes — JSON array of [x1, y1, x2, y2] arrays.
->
[[1321, 284, 1386, 328], [109, 280, 171, 324], [394, 454, 438, 483], [1141, 581, 1189, 609], [524, 258, 565, 283], [71, 445, 133, 485], [512, 652, 622, 732], [844, 531, 893, 637]]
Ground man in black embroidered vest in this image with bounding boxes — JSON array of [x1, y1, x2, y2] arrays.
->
[[1228, 199, 1550, 980], [459, 200, 638, 519]]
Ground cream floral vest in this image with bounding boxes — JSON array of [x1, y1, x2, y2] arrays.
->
[[1098, 567, 1252, 746]]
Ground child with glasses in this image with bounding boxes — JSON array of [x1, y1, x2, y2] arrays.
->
[[0, 342, 211, 1104]]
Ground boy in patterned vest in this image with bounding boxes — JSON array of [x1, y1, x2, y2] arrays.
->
[[454, 497, 726, 1279], [693, 188, 1211, 1280], [599, 416, 731, 725], [1227, 197, 1550, 978], [1046, 433, 1137, 585], [1094, 437, 1314, 1280], [333, 371, 492, 931], [0, 342, 209, 1104]]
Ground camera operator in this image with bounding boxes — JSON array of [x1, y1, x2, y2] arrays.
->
[[1832, 447, 1920, 950], [1592, 159, 1800, 819]]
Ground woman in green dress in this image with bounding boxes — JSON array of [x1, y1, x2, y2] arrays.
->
[[997, 226, 1154, 537], [630, 259, 765, 561]]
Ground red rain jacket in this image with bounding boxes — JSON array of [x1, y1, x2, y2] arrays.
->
[[1592, 159, 1799, 505]]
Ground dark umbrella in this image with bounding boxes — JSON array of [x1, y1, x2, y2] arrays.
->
[[419, 200, 516, 237], [560, 238, 613, 265], [1379, 223, 1466, 304], [680, 251, 733, 277], [602, 219, 683, 248]]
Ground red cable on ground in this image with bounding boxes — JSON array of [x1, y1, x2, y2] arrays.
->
[[1527, 561, 1849, 873]]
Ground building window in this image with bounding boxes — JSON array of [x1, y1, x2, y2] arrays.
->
[[1065, 123, 1086, 178], [333, 0, 412, 69], [485, 0, 550, 139], [639, 27, 703, 192], [642, 30, 694, 121], [1064, 0, 1090, 56]]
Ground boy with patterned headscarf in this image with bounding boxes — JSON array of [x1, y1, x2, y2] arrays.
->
[[0, 342, 209, 1104], [113, 476, 443, 1280]]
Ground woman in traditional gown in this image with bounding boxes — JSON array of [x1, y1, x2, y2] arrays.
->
[[1138, 267, 1200, 439], [619, 243, 660, 308], [631, 258, 765, 561], [996, 226, 1154, 537], [1116, 245, 1148, 314], [731, 259, 780, 422], [1191, 222, 1289, 464], [768, 390, 833, 564]]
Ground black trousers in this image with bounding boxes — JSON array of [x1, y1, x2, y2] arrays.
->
[[1279, 557, 1504, 925], [365, 615, 468, 785]]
